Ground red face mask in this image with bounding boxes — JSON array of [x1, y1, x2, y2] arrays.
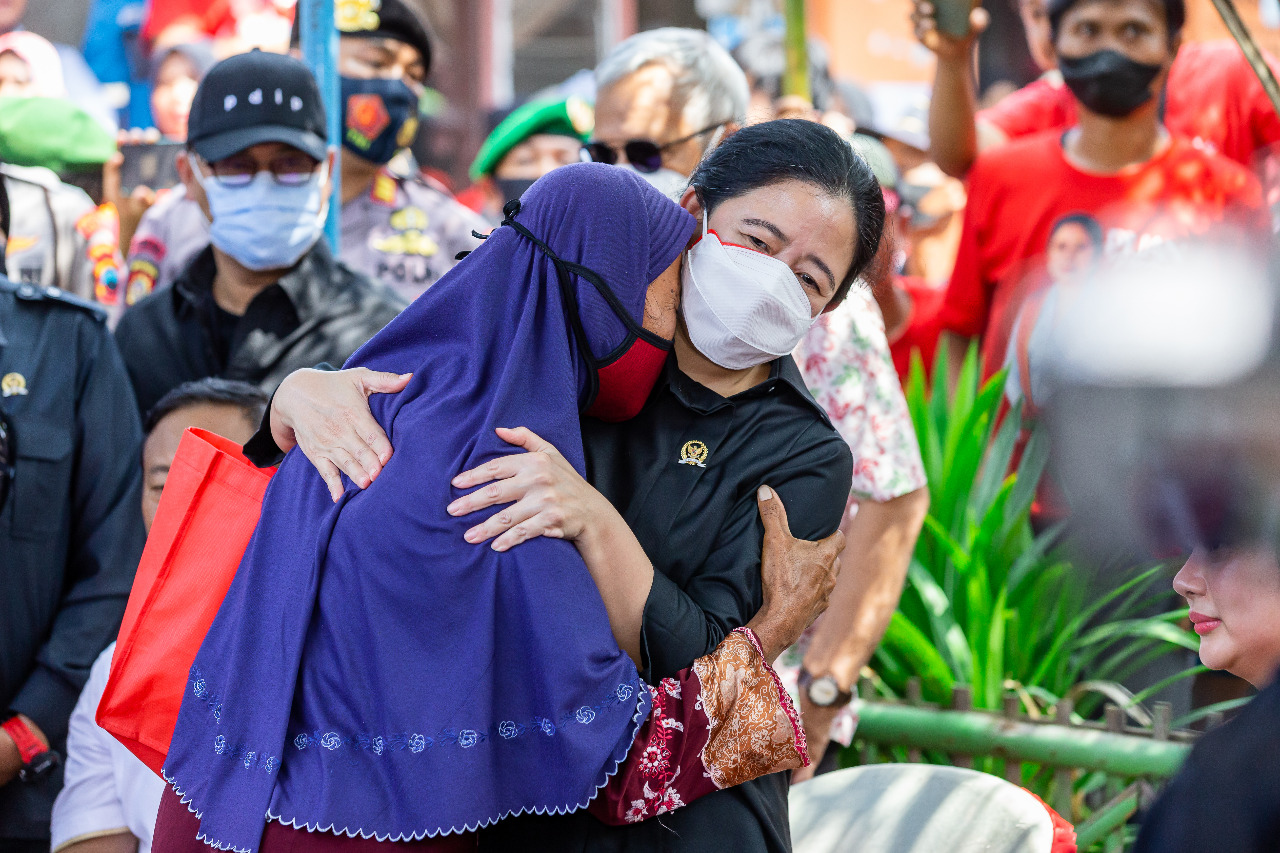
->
[[498, 200, 674, 424], [585, 335, 670, 422]]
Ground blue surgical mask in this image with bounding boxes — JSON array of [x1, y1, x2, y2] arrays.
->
[[192, 160, 329, 271]]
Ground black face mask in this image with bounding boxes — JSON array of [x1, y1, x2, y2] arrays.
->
[[1059, 49, 1163, 117], [494, 177, 537, 205]]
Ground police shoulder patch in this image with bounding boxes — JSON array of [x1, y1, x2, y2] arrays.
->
[[13, 282, 109, 322]]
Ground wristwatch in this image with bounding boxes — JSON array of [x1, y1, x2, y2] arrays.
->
[[798, 669, 853, 708], [2, 715, 60, 782]]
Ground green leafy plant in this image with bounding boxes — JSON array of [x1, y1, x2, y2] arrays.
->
[[867, 343, 1198, 717]]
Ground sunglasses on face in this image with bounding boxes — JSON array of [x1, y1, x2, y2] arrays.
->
[[581, 120, 728, 174], [0, 409, 12, 513]]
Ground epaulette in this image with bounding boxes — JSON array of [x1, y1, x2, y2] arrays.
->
[[5, 278, 108, 322]]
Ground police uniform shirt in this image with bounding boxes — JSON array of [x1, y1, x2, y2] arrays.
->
[[123, 185, 209, 308], [115, 240, 405, 417], [125, 169, 485, 307], [2, 164, 96, 300], [340, 169, 487, 303], [0, 278, 145, 843], [480, 354, 854, 853]]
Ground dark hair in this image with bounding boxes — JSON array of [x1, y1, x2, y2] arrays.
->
[[1049, 212, 1105, 251], [144, 378, 269, 435], [1048, 0, 1185, 43], [689, 119, 885, 306]]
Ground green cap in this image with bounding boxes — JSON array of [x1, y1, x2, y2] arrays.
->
[[0, 96, 116, 172], [469, 96, 594, 181]]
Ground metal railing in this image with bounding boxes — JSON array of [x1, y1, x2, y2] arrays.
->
[[846, 678, 1218, 851]]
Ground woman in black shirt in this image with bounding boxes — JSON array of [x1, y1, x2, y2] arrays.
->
[[255, 120, 885, 852]]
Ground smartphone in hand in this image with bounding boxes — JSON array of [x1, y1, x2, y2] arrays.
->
[[934, 0, 977, 38], [119, 141, 183, 194]]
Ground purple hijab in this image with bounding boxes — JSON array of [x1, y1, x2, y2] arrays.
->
[[162, 163, 696, 852]]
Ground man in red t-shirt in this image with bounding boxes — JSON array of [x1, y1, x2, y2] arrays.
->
[[937, 0, 1268, 374], [914, 0, 1280, 176]]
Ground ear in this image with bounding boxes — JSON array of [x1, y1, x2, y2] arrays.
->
[[720, 121, 741, 141], [176, 150, 212, 219], [679, 186, 701, 218]]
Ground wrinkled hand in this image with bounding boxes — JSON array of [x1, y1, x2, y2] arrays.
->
[[746, 486, 845, 663], [447, 427, 619, 552], [271, 367, 410, 501], [910, 0, 989, 59]]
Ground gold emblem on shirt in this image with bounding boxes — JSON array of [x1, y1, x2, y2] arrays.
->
[[1, 372, 28, 397], [679, 440, 708, 468], [372, 207, 439, 257]]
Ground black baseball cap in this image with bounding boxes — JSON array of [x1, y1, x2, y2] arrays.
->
[[186, 49, 329, 163]]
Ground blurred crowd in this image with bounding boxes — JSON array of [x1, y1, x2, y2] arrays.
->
[[2, 0, 1280, 849]]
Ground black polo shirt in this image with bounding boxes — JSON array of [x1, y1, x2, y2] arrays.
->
[[480, 354, 853, 853]]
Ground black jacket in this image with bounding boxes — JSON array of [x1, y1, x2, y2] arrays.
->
[[0, 277, 146, 842], [1134, 669, 1280, 851], [115, 241, 405, 417]]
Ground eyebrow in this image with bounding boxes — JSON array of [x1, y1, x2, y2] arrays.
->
[[146, 463, 171, 481], [742, 217, 836, 295]]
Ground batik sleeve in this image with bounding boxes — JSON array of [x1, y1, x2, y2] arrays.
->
[[590, 627, 808, 825]]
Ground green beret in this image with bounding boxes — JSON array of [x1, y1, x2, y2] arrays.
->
[[469, 96, 594, 181], [0, 97, 116, 172]]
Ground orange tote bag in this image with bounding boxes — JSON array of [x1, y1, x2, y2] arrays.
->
[[97, 427, 276, 776]]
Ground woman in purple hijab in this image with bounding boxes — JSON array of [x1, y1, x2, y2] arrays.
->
[[155, 162, 824, 852]]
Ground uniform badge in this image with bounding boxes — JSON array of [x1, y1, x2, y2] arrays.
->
[[5, 234, 38, 255], [2, 372, 28, 397], [372, 173, 398, 206], [396, 114, 420, 149], [678, 440, 708, 468], [336, 0, 381, 33]]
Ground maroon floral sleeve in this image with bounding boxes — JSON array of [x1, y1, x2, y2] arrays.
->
[[590, 627, 808, 825]]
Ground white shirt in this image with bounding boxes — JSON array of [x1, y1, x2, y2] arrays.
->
[[50, 643, 165, 853]]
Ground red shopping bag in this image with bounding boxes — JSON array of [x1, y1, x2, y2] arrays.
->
[[97, 427, 276, 776]]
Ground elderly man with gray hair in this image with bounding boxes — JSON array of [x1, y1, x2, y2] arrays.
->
[[581, 27, 749, 199]]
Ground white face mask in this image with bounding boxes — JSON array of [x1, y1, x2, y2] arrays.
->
[[680, 210, 816, 370], [625, 164, 689, 202]]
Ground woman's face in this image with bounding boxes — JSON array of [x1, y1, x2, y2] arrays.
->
[[641, 253, 682, 341], [679, 179, 858, 318], [1045, 221, 1100, 284], [151, 52, 201, 140], [0, 50, 33, 98], [1173, 546, 1280, 687]]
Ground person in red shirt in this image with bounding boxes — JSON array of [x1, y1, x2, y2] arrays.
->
[[937, 0, 1269, 375], [914, 0, 1280, 176]]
